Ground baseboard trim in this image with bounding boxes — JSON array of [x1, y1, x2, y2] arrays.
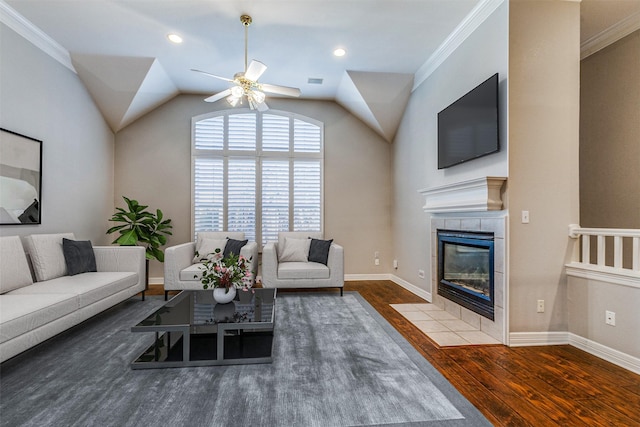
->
[[345, 274, 393, 281], [389, 275, 432, 302], [149, 277, 164, 285], [568, 333, 640, 376], [508, 332, 569, 347]]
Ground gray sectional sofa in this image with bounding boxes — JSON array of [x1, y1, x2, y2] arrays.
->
[[0, 233, 146, 363]]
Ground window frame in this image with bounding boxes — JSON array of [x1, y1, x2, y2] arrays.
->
[[191, 108, 324, 246]]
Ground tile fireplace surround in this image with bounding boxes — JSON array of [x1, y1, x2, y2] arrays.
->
[[420, 177, 507, 344]]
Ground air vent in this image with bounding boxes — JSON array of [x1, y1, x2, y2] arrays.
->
[[307, 78, 323, 85]]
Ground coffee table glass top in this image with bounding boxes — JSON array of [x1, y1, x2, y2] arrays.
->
[[131, 288, 276, 369]]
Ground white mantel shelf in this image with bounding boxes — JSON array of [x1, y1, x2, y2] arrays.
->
[[419, 176, 507, 213]]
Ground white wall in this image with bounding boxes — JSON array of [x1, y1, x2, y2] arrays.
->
[[392, 2, 509, 293], [114, 96, 393, 280], [0, 24, 114, 243]]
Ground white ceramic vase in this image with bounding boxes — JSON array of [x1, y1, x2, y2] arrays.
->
[[213, 286, 236, 304]]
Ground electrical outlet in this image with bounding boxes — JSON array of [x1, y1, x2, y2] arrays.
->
[[418, 269, 425, 279], [374, 258, 380, 266], [605, 310, 616, 326], [393, 259, 398, 269], [537, 300, 544, 313]]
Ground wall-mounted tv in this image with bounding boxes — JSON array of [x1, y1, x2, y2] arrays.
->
[[437, 73, 499, 169]]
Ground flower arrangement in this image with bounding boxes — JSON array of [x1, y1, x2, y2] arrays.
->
[[196, 249, 253, 293]]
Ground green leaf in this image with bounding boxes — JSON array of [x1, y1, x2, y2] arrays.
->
[[116, 229, 138, 246]]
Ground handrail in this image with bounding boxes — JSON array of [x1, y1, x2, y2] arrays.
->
[[568, 224, 640, 272]]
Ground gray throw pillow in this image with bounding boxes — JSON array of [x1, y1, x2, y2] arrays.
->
[[62, 238, 97, 276], [308, 238, 333, 265], [223, 238, 248, 259]]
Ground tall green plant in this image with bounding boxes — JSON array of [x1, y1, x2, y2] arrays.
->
[[106, 196, 173, 262]]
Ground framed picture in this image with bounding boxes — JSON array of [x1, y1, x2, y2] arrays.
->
[[0, 128, 43, 225]]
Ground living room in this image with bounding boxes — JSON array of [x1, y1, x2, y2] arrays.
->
[[1, 0, 639, 425]]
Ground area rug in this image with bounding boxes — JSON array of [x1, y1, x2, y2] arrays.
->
[[0, 292, 490, 427]]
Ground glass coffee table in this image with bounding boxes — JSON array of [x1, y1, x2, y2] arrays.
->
[[131, 288, 276, 369]]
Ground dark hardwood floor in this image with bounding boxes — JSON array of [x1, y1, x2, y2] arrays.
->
[[150, 280, 640, 426]]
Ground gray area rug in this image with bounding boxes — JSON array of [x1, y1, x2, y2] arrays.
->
[[0, 292, 490, 426]]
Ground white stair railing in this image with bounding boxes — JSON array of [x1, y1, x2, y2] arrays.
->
[[568, 224, 640, 275]]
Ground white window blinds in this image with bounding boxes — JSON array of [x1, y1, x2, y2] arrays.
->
[[192, 110, 323, 245]]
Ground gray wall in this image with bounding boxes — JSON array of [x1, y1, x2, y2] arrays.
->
[[392, 3, 509, 293], [580, 30, 640, 267], [114, 96, 393, 280], [0, 24, 114, 244]]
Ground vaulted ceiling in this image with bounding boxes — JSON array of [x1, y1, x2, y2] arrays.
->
[[2, 0, 639, 140]]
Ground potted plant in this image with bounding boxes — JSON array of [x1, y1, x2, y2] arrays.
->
[[107, 197, 173, 292], [197, 249, 253, 304]]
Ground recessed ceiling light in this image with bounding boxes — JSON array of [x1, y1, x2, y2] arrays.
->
[[333, 48, 346, 57], [167, 33, 183, 44]]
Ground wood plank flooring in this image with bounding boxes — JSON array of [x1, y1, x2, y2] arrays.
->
[[150, 280, 640, 426]]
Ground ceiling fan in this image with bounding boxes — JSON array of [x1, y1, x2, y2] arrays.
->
[[192, 14, 301, 111]]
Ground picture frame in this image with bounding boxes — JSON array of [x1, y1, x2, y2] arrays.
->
[[0, 128, 43, 225]]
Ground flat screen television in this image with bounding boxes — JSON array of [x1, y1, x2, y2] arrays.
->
[[437, 73, 499, 169]]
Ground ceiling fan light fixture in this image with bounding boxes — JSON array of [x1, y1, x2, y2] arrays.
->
[[252, 90, 266, 104], [231, 85, 244, 98]]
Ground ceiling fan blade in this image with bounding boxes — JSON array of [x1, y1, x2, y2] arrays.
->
[[244, 60, 267, 81], [204, 88, 232, 103], [191, 69, 234, 82], [257, 101, 269, 112], [261, 83, 301, 98]]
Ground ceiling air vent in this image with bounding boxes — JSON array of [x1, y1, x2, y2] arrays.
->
[[307, 78, 323, 85]]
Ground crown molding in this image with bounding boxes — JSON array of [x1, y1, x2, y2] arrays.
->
[[413, 0, 504, 92], [0, 0, 75, 73], [581, 11, 640, 60]]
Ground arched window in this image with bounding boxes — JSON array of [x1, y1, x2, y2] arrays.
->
[[192, 109, 323, 246]]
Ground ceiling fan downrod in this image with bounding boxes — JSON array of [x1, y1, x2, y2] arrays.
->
[[240, 14, 252, 73]]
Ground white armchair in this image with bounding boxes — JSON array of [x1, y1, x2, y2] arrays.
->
[[262, 232, 344, 295], [163, 232, 259, 300]]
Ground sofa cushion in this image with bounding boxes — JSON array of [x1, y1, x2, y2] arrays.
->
[[278, 262, 330, 280], [9, 272, 138, 308], [308, 238, 333, 266], [24, 233, 75, 282], [194, 238, 227, 263], [0, 294, 78, 344], [180, 263, 206, 282], [0, 236, 33, 294], [279, 237, 311, 262], [223, 238, 248, 259], [62, 238, 97, 276]]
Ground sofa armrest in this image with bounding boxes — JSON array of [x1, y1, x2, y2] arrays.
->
[[327, 243, 345, 287], [240, 241, 259, 281], [93, 246, 146, 287], [164, 242, 196, 288], [261, 242, 278, 285]]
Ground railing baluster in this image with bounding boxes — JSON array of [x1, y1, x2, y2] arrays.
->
[[582, 235, 590, 264], [597, 235, 605, 266], [634, 237, 639, 272], [613, 236, 623, 269]]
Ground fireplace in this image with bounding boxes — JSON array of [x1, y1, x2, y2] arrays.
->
[[437, 230, 495, 321]]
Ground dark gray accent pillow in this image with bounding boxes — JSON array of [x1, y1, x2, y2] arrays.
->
[[308, 238, 333, 265], [223, 238, 248, 259], [62, 238, 97, 276]]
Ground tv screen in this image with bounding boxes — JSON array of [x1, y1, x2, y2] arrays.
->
[[437, 73, 499, 169]]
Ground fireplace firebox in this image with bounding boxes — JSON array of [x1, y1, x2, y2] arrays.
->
[[437, 230, 494, 321]]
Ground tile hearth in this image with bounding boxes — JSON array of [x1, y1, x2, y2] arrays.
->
[[391, 303, 501, 347]]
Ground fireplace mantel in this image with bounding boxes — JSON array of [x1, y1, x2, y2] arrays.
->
[[419, 176, 506, 213]]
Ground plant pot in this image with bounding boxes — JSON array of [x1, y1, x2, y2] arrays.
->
[[213, 287, 236, 304]]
